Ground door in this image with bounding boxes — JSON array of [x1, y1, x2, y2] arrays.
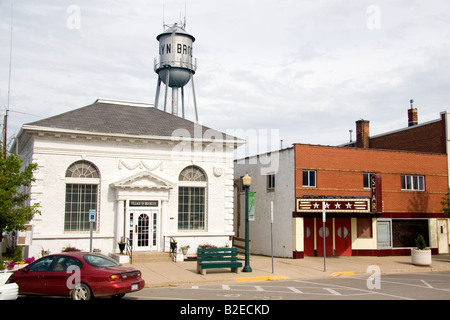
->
[[316, 218, 333, 257], [303, 218, 315, 256], [438, 219, 449, 254], [335, 218, 351, 256], [133, 212, 158, 251], [377, 220, 392, 248]]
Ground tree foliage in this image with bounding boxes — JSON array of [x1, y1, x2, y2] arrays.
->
[[441, 193, 450, 218], [0, 153, 40, 235]]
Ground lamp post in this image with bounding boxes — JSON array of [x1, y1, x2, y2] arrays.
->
[[242, 173, 252, 272]]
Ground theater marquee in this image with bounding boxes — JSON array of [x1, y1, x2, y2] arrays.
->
[[296, 198, 371, 213], [296, 174, 382, 215]]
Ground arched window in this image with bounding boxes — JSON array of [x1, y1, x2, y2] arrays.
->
[[64, 161, 100, 231], [178, 166, 207, 231], [65, 161, 100, 178], [178, 165, 206, 182]]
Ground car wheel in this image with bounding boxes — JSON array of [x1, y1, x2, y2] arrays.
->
[[71, 283, 92, 300]]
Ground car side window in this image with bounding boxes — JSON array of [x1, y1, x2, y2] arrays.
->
[[28, 256, 55, 272], [52, 256, 84, 271]]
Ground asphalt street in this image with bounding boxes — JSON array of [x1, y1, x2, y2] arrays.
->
[[124, 271, 450, 300]]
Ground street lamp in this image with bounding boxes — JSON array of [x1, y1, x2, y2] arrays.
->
[[242, 173, 252, 272]]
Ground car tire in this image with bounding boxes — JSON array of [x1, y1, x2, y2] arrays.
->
[[71, 283, 93, 300]]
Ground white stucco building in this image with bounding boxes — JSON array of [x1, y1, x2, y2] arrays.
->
[[13, 99, 244, 258]]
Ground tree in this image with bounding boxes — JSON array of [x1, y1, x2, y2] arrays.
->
[[0, 152, 40, 240], [440, 192, 450, 217]]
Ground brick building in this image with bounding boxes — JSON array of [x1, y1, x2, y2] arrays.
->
[[234, 107, 450, 258], [293, 143, 448, 258]]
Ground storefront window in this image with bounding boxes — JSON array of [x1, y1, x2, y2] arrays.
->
[[392, 219, 429, 247], [357, 217, 373, 238]]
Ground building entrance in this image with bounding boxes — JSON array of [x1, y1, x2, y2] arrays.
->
[[129, 211, 158, 251]]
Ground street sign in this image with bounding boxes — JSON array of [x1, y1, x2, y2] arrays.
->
[[89, 209, 96, 222]]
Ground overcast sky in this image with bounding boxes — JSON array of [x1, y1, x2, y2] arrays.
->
[[1, 0, 449, 155]]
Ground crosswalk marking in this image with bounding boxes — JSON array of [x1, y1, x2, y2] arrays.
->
[[324, 288, 342, 295], [287, 287, 303, 294], [420, 280, 433, 288]]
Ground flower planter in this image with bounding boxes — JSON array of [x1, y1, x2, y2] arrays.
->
[[118, 243, 126, 255], [411, 248, 432, 266]]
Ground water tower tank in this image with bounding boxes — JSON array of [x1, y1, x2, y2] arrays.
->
[[155, 23, 196, 87], [153, 22, 198, 121]]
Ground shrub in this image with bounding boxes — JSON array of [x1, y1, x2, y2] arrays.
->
[[415, 235, 428, 250], [62, 246, 81, 252], [13, 246, 23, 262]]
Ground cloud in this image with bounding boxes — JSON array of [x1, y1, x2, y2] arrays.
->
[[0, 0, 449, 151]]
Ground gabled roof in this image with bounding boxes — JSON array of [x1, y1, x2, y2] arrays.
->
[[24, 99, 240, 142], [110, 171, 174, 190]]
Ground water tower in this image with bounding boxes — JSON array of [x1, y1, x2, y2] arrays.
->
[[154, 22, 198, 122]]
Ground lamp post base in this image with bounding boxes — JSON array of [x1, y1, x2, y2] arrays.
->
[[242, 265, 252, 272]]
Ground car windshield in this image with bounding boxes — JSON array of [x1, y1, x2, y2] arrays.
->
[[83, 254, 120, 267]]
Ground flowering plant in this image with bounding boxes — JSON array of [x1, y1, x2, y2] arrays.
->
[[3, 257, 35, 270]]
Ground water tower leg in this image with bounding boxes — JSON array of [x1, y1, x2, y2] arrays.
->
[[163, 70, 170, 112], [172, 87, 178, 116], [191, 75, 198, 123], [154, 77, 162, 109], [181, 86, 185, 119]]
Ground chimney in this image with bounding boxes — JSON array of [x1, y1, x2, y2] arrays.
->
[[355, 119, 370, 148], [408, 99, 418, 127]]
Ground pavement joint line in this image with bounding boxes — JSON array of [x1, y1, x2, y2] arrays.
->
[[235, 275, 289, 282]]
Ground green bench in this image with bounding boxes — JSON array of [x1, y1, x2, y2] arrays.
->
[[197, 248, 242, 275]]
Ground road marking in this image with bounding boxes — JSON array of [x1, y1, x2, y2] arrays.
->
[[420, 280, 433, 288], [324, 288, 342, 296], [235, 275, 289, 282], [222, 284, 230, 290], [288, 287, 303, 294], [294, 279, 414, 300], [255, 286, 265, 291], [192, 286, 199, 289]]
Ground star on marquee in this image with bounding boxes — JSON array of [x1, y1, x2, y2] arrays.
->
[[346, 202, 353, 209], [324, 202, 330, 209], [334, 202, 341, 209], [313, 202, 320, 209]]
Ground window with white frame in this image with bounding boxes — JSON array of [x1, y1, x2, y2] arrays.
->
[[64, 161, 100, 231], [302, 170, 316, 187], [401, 174, 425, 191], [363, 172, 375, 189], [178, 166, 207, 231]]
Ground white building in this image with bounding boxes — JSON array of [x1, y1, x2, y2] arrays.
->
[[234, 148, 295, 258], [13, 99, 244, 258]]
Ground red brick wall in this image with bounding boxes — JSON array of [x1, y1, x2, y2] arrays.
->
[[369, 117, 445, 154], [295, 143, 448, 216]]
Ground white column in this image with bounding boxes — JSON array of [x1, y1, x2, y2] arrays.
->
[[115, 199, 125, 252]]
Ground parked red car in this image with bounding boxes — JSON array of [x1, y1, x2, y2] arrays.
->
[[11, 252, 145, 300]]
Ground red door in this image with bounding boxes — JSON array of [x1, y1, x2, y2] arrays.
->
[[316, 218, 333, 257], [303, 218, 315, 256], [335, 218, 351, 256]]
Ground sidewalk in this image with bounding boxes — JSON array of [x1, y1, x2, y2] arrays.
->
[[129, 253, 450, 288]]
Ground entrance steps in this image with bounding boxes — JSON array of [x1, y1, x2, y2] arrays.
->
[[131, 251, 172, 263]]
